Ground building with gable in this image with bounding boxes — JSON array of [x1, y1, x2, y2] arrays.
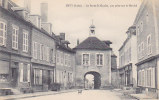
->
[[118, 26, 137, 88], [133, 0, 159, 98], [73, 24, 116, 89]]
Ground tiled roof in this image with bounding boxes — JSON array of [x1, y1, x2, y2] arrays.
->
[[55, 36, 75, 53], [74, 37, 112, 50], [57, 44, 75, 53]]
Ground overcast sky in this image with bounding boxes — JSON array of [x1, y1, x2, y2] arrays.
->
[[14, 0, 141, 65]]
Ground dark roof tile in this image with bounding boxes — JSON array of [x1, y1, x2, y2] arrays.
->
[[74, 37, 112, 50]]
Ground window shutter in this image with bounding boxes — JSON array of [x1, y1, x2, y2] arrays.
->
[[141, 71, 142, 86], [27, 64, 30, 82], [19, 63, 23, 82], [33, 69, 36, 85], [33, 42, 35, 58], [151, 68, 155, 88], [145, 69, 147, 87], [76, 54, 82, 65], [39, 70, 42, 85], [4, 24, 7, 46], [56, 70, 59, 83]]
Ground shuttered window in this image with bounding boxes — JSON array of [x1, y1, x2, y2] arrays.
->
[[12, 25, 19, 50], [61, 52, 63, 65], [151, 68, 155, 88], [27, 64, 30, 82], [19, 63, 23, 82], [57, 51, 60, 64], [40, 44, 43, 60], [33, 42, 38, 59], [82, 54, 90, 66], [23, 30, 28, 52], [96, 54, 104, 66], [0, 21, 7, 46], [138, 67, 156, 88]]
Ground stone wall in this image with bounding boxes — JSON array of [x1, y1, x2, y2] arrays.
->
[[74, 49, 112, 88]]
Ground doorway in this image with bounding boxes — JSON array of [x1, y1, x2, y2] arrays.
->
[[84, 71, 101, 89]]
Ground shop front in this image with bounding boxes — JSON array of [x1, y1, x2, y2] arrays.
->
[[119, 63, 132, 88], [0, 60, 10, 88], [31, 64, 55, 92]]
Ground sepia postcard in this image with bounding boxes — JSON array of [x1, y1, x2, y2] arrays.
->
[[0, 0, 159, 100]]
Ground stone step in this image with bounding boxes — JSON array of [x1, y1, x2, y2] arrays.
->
[[11, 88, 22, 95]]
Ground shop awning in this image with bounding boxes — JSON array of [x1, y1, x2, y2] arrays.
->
[[0, 61, 9, 74]]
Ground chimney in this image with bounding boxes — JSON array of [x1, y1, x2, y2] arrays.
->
[[41, 3, 48, 22], [60, 33, 65, 40], [1, 0, 8, 9], [103, 40, 112, 47], [41, 22, 52, 34], [29, 15, 41, 28], [24, 0, 31, 13], [11, 7, 29, 20], [127, 26, 136, 35], [77, 39, 79, 45]]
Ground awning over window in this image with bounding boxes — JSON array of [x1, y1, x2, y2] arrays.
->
[[0, 60, 9, 74]]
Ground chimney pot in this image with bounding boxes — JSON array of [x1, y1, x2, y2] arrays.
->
[[60, 33, 65, 40], [41, 3, 48, 22], [24, 0, 31, 13], [2, 0, 8, 9], [77, 39, 79, 45]]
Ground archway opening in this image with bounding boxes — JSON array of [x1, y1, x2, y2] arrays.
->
[[84, 71, 101, 89]]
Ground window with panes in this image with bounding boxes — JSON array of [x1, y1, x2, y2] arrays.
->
[[12, 25, 19, 49], [33, 42, 38, 59], [83, 54, 89, 66], [23, 30, 28, 52], [96, 54, 103, 66], [0, 21, 7, 46], [56, 51, 60, 64]]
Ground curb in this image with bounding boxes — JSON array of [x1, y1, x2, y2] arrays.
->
[[3, 90, 77, 100], [127, 94, 140, 100]]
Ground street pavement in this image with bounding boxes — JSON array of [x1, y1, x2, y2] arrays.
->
[[17, 90, 137, 100]]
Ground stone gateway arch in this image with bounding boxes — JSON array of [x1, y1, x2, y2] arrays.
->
[[84, 71, 101, 89]]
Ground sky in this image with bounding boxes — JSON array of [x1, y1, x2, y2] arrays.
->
[[15, 0, 141, 66]]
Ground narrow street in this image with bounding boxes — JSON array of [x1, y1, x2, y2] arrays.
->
[[18, 90, 137, 100]]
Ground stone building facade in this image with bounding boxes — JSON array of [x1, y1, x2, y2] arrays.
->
[[55, 33, 75, 89], [29, 3, 56, 92], [118, 26, 137, 88], [0, 0, 32, 91], [133, 0, 159, 97], [30, 24, 56, 92], [73, 24, 113, 89]]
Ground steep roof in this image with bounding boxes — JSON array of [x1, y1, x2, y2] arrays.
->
[[74, 37, 112, 50]]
